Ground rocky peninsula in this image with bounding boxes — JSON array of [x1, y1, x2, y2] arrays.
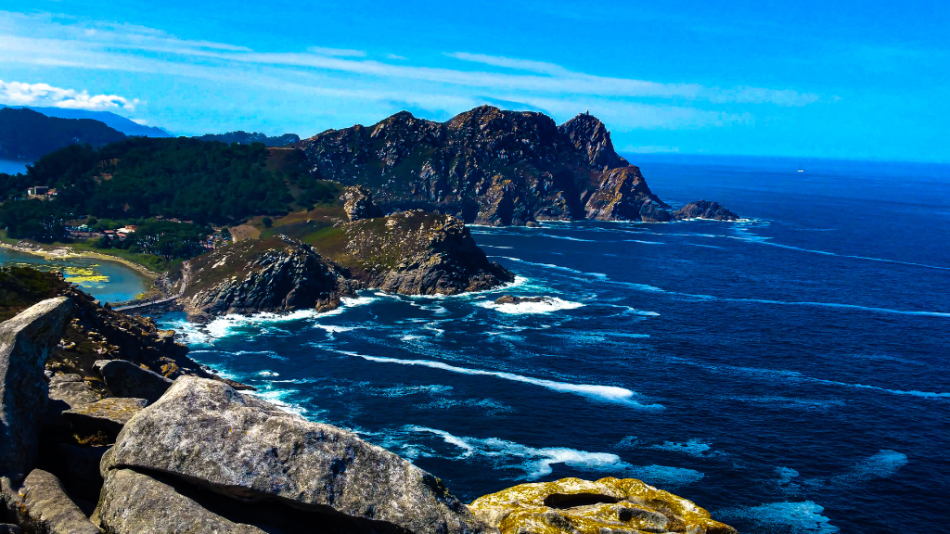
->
[[0, 275, 737, 533]]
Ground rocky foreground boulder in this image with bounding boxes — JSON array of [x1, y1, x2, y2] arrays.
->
[[470, 477, 736, 534], [0, 297, 74, 482], [100, 376, 485, 534]]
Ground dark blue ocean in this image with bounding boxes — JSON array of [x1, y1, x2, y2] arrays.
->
[[160, 155, 950, 533]]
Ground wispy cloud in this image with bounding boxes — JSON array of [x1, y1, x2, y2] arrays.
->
[[0, 79, 138, 111], [306, 46, 367, 57], [0, 10, 826, 135]]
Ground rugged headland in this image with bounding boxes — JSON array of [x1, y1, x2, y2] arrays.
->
[[178, 188, 512, 320], [0, 277, 737, 534], [297, 106, 737, 226]]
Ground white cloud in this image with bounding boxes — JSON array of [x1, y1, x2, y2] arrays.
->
[[0, 79, 138, 111], [386, 53, 407, 60], [306, 46, 366, 57]]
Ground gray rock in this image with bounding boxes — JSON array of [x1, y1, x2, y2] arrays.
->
[[106, 376, 485, 534], [0, 297, 74, 481], [93, 360, 171, 404], [0, 524, 22, 533], [1, 469, 100, 534], [94, 468, 266, 534], [62, 398, 147, 437], [47, 374, 102, 428], [342, 185, 383, 221]]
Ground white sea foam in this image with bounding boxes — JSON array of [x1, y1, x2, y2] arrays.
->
[[335, 351, 662, 408], [628, 465, 705, 487], [252, 387, 308, 417], [407, 426, 636, 479], [650, 439, 714, 458], [256, 370, 279, 377], [826, 450, 908, 487], [718, 501, 839, 533], [541, 234, 596, 242], [477, 297, 585, 315], [624, 239, 666, 245], [733, 234, 950, 270], [493, 257, 607, 278]]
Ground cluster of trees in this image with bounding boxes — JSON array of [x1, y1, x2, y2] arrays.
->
[[94, 220, 211, 260], [0, 137, 343, 262]]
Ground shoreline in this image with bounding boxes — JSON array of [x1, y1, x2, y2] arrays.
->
[[0, 241, 161, 281]]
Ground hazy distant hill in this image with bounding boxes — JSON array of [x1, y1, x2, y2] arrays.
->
[[194, 131, 300, 147], [0, 108, 127, 162], [25, 107, 172, 137]]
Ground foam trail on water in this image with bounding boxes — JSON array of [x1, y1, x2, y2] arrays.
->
[[407, 426, 641, 480], [732, 234, 950, 270], [335, 351, 662, 409], [717, 501, 839, 534], [477, 297, 585, 315], [492, 257, 608, 278]]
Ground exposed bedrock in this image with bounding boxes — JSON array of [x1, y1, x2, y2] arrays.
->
[[470, 477, 736, 534], [0, 298, 74, 482], [99, 376, 487, 534]]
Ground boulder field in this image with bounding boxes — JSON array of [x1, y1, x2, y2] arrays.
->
[[0, 293, 736, 534]]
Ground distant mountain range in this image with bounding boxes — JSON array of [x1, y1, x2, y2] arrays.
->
[[0, 108, 127, 162], [193, 131, 300, 147], [17, 107, 172, 138]]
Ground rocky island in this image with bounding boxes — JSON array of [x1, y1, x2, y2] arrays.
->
[[297, 106, 737, 226], [0, 271, 738, 533]]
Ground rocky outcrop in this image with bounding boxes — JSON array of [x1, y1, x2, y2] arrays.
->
[[341, 211, 514, 295], [95, 468, 268, 534], [469, 477, 736, 534], [62, 398, 147, 438], [299, 106, 675, 226], [495, 295, 547, 305], [559, 113, 629, 170], [0, 298, 74, 482], [342, 185, 384, 221], [672, 201, 740, 221], [584, 166, 670, 222], [1, 470, 100, 534], [100, 376, 486, 534], [182, 237, 355, 320], [92, 360, 172, 404]]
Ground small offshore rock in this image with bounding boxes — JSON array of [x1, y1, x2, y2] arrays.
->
[[494, 295, 547, 305], [0, 297, 74, 482], [672, 200, 740, 221], [93, 359, 172, 404]]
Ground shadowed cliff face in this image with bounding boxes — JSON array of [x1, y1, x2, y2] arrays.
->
[[298, 106, 668, 226]]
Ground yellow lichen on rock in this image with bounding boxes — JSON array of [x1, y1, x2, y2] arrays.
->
[[469, 477, 736, 534]]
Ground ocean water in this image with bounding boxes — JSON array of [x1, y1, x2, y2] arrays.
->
[[0, 248, 151, 303], [159, 156, 950, 533]]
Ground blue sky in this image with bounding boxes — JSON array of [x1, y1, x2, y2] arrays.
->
[[0, 0, 947, 162]]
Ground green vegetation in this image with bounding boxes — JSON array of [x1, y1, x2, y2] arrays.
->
[[0, 265, 70, 321]]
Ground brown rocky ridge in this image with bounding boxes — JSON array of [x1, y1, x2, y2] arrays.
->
[[297, 106, 737, 226]]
